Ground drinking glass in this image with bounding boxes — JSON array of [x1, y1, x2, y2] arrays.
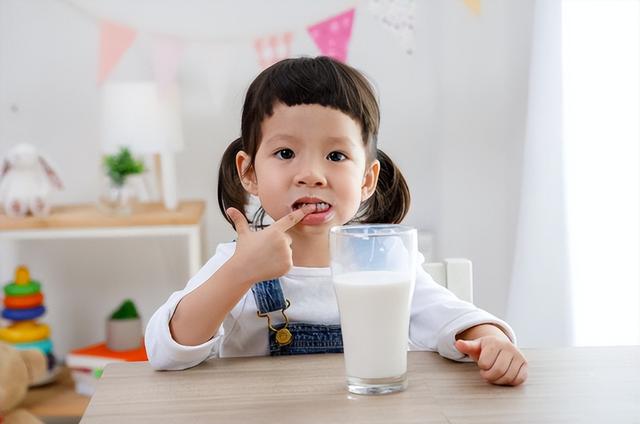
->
[[330, 224, 417, 395]]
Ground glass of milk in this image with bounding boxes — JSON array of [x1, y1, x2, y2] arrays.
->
[[330, 224, 417, 395]]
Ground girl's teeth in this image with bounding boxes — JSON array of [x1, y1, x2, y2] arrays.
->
[[296, 202, 330, 212]]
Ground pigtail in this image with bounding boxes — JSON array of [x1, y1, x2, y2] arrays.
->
[[217, 137, 248, 228], [357, 149, 410, 224]]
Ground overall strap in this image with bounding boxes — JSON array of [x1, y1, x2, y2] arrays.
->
[[252, 279, 294, 347], [251, 279, 287, 313]]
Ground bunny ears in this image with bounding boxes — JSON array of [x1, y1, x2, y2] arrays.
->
[[0, 143, 63, 190], [37, 156, 63, 190]]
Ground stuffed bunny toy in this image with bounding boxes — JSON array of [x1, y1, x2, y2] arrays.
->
[[0, 143, 63, 218]]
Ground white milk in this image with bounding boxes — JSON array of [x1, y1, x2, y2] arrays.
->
[[333, 271, 414, 379]]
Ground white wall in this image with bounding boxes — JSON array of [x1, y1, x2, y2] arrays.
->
[[0, 0, 534, 355]]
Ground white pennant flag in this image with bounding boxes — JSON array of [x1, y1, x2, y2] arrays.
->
[[368, 0, 416, 54], [152, 35, 185, 92]]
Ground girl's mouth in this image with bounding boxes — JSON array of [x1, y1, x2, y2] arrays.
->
[[292, 201, 331, 213], [291, 199, 334, 225]]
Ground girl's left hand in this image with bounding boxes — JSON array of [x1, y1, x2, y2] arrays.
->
[[455, 336, 528, 386]]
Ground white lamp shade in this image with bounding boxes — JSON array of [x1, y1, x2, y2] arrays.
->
[[100, 82, 184, 154]]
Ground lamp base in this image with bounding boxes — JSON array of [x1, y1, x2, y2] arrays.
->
[[159, 151, 178, 211]]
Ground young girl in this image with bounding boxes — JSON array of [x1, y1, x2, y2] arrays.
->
[[145, 56, 528, 386]]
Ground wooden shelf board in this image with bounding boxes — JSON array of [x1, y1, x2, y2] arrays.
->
[[0, 200, 205, 230]]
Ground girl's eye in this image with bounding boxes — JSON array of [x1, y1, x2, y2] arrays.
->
[[275, 149, 294, 160], [327, 151, 347, 162]]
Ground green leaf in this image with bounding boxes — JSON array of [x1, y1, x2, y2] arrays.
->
[[110, 299, 140, 320], [103, 147, 145, 186]]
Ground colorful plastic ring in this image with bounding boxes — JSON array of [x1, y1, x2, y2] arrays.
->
[[2, 305, 46, 321], [0, 322, 50, 343], [3, 292, 44, 309], [4, 280, 41, 296], [13, 338, 53, 355]]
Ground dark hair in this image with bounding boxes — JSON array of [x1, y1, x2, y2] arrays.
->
[[217, 56, 410, 229]]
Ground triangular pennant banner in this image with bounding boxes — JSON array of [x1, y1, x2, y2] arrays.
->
[[152, 35, 185, 92], [307, 8, 355, 62], [254, 32, 293, 69], [204, 44, 234, 113], [368, 0, 416, 54], [463, 0, 481, 16], [184, 43, 234, 114], [98, 20, 137, 84]]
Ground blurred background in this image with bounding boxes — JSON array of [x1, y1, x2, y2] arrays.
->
[[0, 0, 638, 359]]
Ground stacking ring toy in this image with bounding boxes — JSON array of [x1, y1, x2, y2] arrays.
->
[[4, 280, 41, 296], [2, 305, 46, 321], [13, 338, 53, 355], [15, 266, 30, 284], [0, 321, 50, 343], [4, 293, 44, 309]]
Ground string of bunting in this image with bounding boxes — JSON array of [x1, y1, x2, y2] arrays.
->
[[63, 1, 362, 85], [59, 0, 479, 89]]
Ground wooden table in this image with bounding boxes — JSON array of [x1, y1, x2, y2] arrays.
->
[[80, 347, 640, 423]]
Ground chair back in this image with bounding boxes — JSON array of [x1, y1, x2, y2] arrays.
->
[[424, 259, 473, 303]]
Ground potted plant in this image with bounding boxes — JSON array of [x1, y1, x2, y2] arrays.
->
[[106, 299, 142, 351], [98, 147, 145, 215]]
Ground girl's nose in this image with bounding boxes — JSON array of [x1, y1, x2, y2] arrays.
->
[[295, 167, 327, 187]]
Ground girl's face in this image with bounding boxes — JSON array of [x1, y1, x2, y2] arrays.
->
[[237, 103, 379, 233]]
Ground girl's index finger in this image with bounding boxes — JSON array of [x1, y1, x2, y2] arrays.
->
[[271, 204, 316, 232]]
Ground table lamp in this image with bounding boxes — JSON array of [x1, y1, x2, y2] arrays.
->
[[100, 81, 184, 210]]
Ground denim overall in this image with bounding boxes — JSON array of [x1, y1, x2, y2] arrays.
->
[[251, 279, 344, 356]]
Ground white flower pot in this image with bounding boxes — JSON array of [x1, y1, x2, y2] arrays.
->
[[106, 318, 142, 351]]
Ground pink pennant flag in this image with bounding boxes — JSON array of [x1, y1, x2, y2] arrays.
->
[[254, 32, 293, 69], [98, 20, 137, 84], [152, 35, 184, 91], [307, 8, 355, 62]]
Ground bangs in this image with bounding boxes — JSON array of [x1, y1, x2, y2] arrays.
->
[[242, 57, 379, 148]]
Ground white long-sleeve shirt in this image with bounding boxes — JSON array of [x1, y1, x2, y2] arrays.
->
[[145, 242, 516, 370]]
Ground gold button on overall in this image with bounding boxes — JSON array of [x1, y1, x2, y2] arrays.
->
[[275, 328, 293, 346], [257, 299, 294, 347]]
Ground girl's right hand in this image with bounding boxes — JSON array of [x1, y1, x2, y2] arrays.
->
[[226, 205, 315, 283]]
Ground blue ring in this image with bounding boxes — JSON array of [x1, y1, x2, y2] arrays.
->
[[13, 338, 53, 354], [2, 305, 46, 321]]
